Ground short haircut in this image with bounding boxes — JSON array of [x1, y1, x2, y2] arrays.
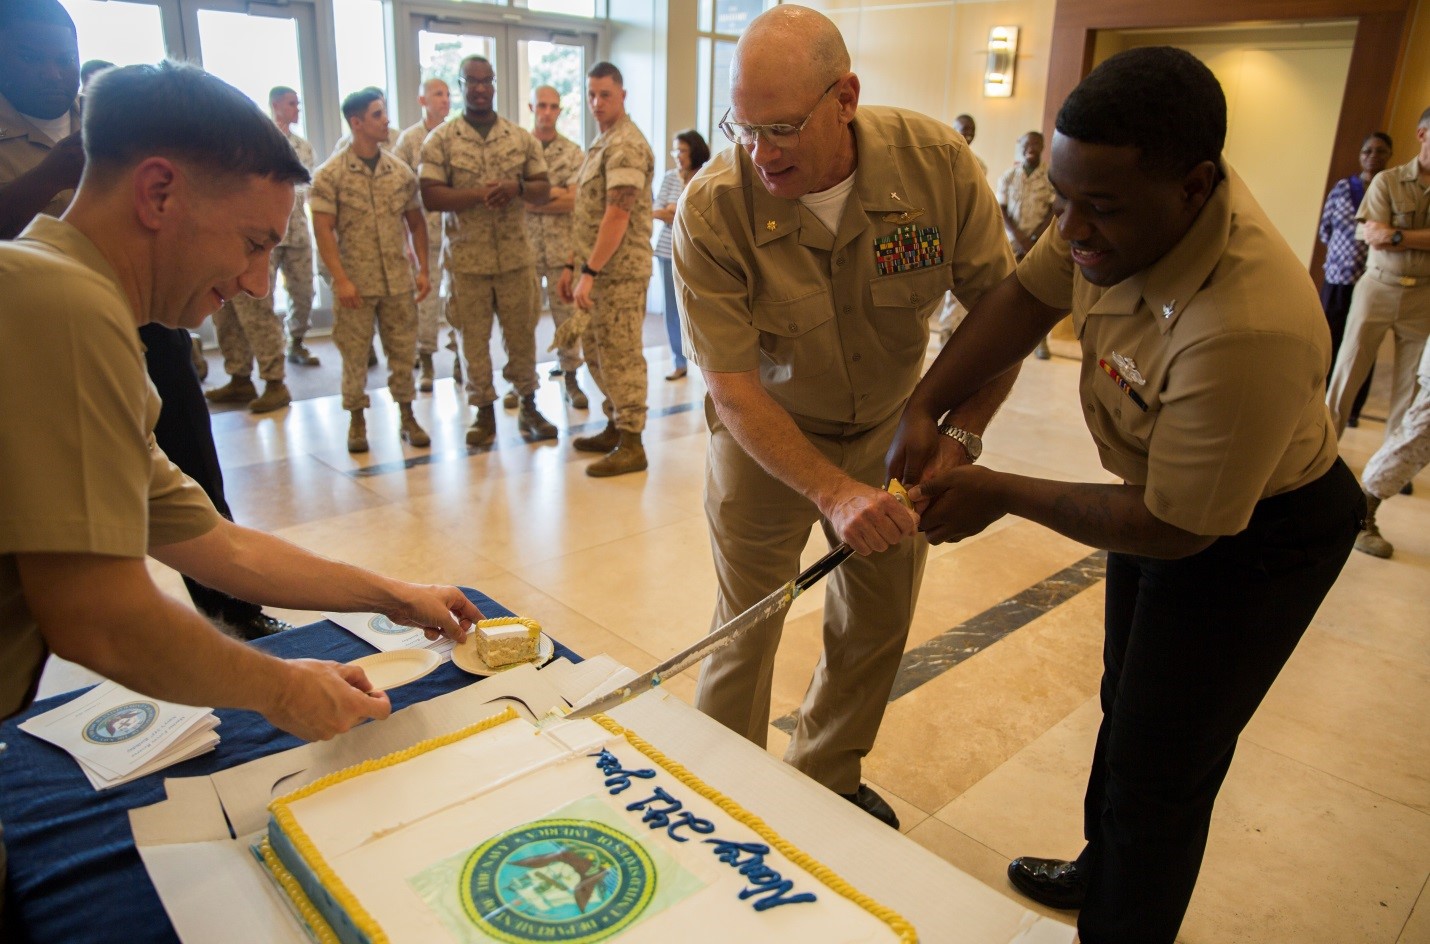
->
[[268, 86, 296, 105], [1366, 131, 1393, 150], [83, 61, 308, 186], [1018, 130, 1044, 146], [80, 60, 114, 84], [459, 55, 491, 75], [0, 0, 75, 34], [676, 129, 711, 173], [1419, 106, 1430, 128], [588, 61, 624, 87], [1056, 46, 1226, 179], [342, 88, 383, 123]]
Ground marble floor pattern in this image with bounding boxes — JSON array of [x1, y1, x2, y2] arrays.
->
[[39, 338, 1430, 944]]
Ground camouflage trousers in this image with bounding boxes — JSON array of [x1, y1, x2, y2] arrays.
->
[[1363, 355, 1430, 500], [333, 294, 418, 410], [272, 241, 315, 341], [416, 241, 449, 356], [580, 276, 649, 433], [214, 295, 286, 382], [538, 264, 582, 373], [450, 267, 540, 407]]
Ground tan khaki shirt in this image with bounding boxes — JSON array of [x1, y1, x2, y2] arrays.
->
[[395, 119, 445, 261], [675, 105, 1013, 436], [571, 115, 654, 281], [0, 92, 80, 221], [310, 145, 422, 297], [279, 128, 315, 249], [1358, 157, 1430, 280], [1017, 165, 1339, 536], [996, 162, 1056, 241], [420, 115, 548, 276], [0, 217, 220, 719], [525, 132, 584, 270]]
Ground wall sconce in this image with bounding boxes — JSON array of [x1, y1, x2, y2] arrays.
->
[[984, 26, 1019, 98]]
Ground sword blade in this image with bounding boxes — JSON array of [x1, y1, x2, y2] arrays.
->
[[562, 542, 855, 720]]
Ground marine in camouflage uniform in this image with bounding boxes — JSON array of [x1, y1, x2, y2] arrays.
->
[[523, 86, 586, 407], [275, 127, 317, 359], [419, 55, 557, 447], [396, 119, 448, 365], [562, 65, 655, 477], [311, 91, 431, 453], [207, 295, 290, 411]]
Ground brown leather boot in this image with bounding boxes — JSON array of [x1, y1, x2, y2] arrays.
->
[[586, 430, 647, 477], [573, 420, 619, 453], [563, 372, 589, 410], [347, 410, 368, 453], [249, 380, 291, 413], [399, 404, 430, 447], [205, 375, 257, 403], [466, 405, 496, 447], [517, 395, 558, 441]]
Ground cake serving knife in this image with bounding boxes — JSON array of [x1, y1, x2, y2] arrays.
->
[[561, 481, 911, 722]]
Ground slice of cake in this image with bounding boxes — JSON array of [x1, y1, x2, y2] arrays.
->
[[258, 708, 916, 944], [473, 616, 540, 667]]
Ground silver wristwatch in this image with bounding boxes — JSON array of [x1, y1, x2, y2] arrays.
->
[[937, 423, 983, 461]]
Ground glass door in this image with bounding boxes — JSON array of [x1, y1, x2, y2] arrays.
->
[[61, 0, 174, 71], [414, 17, 504, 122], [515, 29, 592, 145]]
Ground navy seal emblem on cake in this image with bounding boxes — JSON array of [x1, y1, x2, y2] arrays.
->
[[82, 701, 158, 744], [367, 614, 408, 635], [459, 818, 655, 942]]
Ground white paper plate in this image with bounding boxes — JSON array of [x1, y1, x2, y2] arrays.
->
[[349, 649, 441, 691], [451, 632, 556, 676]]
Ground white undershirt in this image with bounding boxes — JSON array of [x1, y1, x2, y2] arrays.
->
[[798, 171, 856, 235], [21, 111, 75, 144]]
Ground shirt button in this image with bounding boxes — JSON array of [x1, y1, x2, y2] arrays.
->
[[843, 305, 852, 314], [852, 353, 862, 362], [910, 293, 922, 304], [835, 254, 846, 266], [788, 322, 798, 332], [1086, 402, 1095, 412]]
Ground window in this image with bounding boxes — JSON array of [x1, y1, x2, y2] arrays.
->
[[696, 0, 774, 152], [60, 0, 166, 68], [333, 0, 389, 102]]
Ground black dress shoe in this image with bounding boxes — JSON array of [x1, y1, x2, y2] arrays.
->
[[1007, 856, 1087, 910], [226, 612, 296, 642], [1402, 480, 1414, 496], [839, 784, 899, 829]]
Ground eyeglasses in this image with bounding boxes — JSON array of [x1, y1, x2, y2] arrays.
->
[[719, 77, 841, 150], [459, 76, 495, 88]]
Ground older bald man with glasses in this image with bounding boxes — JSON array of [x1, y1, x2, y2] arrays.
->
[[673, 4, 1014, 828]]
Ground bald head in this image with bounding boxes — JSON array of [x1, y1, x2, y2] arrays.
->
[[733, 5, 849, 97]]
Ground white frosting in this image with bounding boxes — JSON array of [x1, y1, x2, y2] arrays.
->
[[279, 717, 899, 942], [478, 624, 530, 642]]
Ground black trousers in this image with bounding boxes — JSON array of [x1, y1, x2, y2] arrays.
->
[[1075, 458, 1362, 943], [1321, 281, 1373, 420], [138, 323, 260, 623]]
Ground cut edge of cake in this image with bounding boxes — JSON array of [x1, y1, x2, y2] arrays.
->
[[473, 616, 541, 668]]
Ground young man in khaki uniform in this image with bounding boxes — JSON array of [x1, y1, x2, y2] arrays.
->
[[0, 2, 83, 238], [1326, 106, 1430, 442], [674, 7, 1014, 827], [523, 84, 588, 410], [311, 89, 431, 453], [997, 131, 1056, 359], [890, 48, 1361, 942], [420, 55, 557, 447], [558, 62, 655, 477], [0, 62, 483, 894], [395, 77, 454, 393]]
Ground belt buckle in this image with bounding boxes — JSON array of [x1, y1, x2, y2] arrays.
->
[[1399, 275, 1417, 288]]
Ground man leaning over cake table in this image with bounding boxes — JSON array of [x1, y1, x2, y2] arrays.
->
[[0, 64, 483, 749], [674, 5, 1015, 830]]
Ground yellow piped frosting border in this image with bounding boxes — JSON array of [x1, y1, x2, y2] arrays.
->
[[266, 706, 521, 944], [264, 705, 916, 944], [591, 714, 919, 944]]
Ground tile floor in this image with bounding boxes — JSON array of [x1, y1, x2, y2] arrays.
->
[[40, 335, 1430, 943]]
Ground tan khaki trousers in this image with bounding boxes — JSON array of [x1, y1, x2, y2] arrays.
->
[[1327, 273, 1430, 436], [694, 400, 927, 793]]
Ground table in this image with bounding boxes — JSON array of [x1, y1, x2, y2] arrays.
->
[[0, 590, 578, 944]]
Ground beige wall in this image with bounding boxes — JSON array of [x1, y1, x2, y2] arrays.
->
[[802, 0, 1056, 185], [1388, 0, 1430, 167]]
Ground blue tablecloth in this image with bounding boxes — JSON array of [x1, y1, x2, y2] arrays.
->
[[0, 589, 579, 943]]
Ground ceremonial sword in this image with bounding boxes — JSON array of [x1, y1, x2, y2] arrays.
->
[[561, 481, 911, 721]]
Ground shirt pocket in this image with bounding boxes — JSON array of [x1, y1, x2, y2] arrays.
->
[[1089, 361, 1160, 449], [868, 264, 950, 358], [750, 290, 836, 382], [449, 152, 486, 189]]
